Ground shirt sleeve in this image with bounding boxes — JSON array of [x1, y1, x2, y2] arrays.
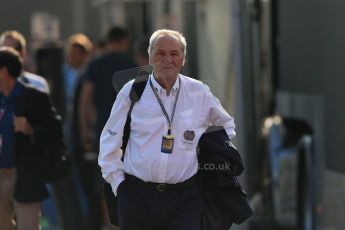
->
[[205, 86, 236, 139], [98, 84, 132, 196]]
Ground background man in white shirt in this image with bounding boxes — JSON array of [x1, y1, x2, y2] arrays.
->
[[99, 29, 236, 230], [0, 30, 50, 94]]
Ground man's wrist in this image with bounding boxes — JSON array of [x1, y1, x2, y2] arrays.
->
[[111, 175, 125, 197]]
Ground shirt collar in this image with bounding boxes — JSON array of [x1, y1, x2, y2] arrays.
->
[[150, 73, 180, 95]]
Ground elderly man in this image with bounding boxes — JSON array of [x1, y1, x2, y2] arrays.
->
[[99, 29, 236, 230]]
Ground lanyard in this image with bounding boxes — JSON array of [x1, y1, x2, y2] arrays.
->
[[150, 77, 181, 135]]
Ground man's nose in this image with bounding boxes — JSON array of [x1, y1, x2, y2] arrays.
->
[[164, 54, 173, 62]]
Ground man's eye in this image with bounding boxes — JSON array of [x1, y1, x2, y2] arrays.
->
[[171, 52, 178, 56]]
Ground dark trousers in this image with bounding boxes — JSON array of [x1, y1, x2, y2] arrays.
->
[[52, 173, 84, 230], [78, 160, 103, 230], [117, 176, 204, 230]]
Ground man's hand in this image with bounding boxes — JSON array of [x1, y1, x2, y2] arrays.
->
[[13, 116, 33, 135]]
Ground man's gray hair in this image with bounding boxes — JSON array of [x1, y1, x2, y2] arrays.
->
[[148, 29, 187, 59]]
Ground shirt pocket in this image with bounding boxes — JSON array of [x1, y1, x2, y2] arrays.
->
[[177, 112, 207, 153]]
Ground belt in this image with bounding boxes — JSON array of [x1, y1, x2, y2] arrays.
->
[[125, 173, 197, 192], [0, 168, 16, 178]]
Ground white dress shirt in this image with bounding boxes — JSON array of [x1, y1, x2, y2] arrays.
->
[[18, 72, 50, 94], [99, 74, 236, 195]]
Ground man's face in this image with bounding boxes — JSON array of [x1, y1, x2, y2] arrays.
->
[[67, 45, 86, 69], [149, 36, 184, 79], [0, 37, 23, 56]]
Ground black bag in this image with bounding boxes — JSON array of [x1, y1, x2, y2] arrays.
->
[[104, 71, 149, 226], [40, 138, 71, 183]]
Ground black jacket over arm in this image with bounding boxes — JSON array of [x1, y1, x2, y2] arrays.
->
[[14, 83, 63, 203], [198, 126, 253, 230]]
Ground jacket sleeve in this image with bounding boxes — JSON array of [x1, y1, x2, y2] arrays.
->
[[30, 91, 64, 144], [98, 84, 132, 196]]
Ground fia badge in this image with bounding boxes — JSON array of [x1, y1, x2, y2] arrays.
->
[[161, 135, 174, 153]]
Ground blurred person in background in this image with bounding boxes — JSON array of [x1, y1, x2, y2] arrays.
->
[[63, 33, 93, 145], [0, 46, 63, 230], [79, 26, 136, 230], [0, 30, 50, 94], [133, 35, 150, 67], [80, 26, 136, 151], [51, 33, 93, 230], [1, 30, 63, 230]]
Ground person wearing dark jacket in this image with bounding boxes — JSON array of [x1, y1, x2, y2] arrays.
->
[[0, 47, 63, 230]]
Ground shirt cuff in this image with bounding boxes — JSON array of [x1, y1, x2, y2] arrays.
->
[[224, 123, 236, 139], [111, 174, 125, 197]]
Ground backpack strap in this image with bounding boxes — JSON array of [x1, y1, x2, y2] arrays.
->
[[130, 71, 150, 102], [121, 71, 149, 152]]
